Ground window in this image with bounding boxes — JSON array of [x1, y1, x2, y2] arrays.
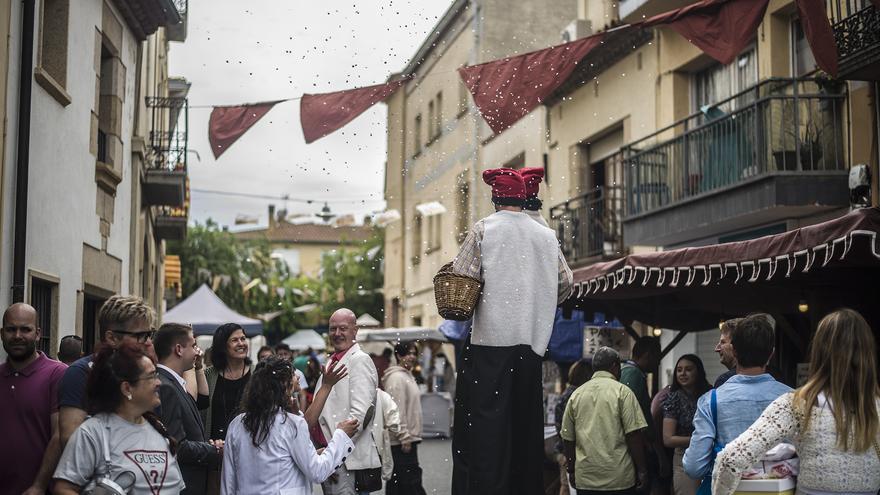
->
[[693, 46, 757, 114], [35, 0, 71, 105], [456, 175, 470, 244], [791, 19, 816, 77], [30, 277, 58, 354], [427, 214, 442, 252], [414, 114, 422, 155], [428, 101, 435, 143], [458, 80, 469, 117], [501, 151, 526, 170], [97, 45, 113, 165], [435, 91, 443, 138], [411, 213, 423, 264]]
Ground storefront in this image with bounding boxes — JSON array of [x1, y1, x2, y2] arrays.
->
[[562, 207, 880, 386]]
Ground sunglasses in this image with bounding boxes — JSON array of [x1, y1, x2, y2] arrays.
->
[[113, 329, 156, 343]]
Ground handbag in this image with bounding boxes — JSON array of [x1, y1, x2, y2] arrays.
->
[[82, 416, 135, 495], [354, 468, 383, 492], [695, 389, 724, 495]]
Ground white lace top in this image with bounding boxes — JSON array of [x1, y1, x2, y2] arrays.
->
[[712, 392, 880, 495]]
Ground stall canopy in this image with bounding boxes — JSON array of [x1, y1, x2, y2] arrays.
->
[[566, 207, 880, 332], [163, 284, 263, 337], [357, 327, 448, 343], [282, 329, 326, 351]]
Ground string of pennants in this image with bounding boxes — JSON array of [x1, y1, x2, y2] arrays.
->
[[207, 0, 856, 159]]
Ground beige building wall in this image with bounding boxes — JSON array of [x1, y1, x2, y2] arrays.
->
[[383, 0, 579, 328]]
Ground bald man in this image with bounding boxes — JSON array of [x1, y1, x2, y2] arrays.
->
[[316, 308, 381, 495], [0, 303, 68, 495]]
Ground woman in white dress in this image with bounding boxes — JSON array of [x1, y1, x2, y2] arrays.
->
[[713, 308, 880, 495], [221, 356, 358, 495]]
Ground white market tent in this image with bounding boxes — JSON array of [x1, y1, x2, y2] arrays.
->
[[282, 329, 326, 351], [357, 327, 448, 343], [163, 284, 263, 336], [356, 313, 381, 328]]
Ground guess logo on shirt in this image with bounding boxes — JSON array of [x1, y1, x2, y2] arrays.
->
[[124, 450, 169, 495]]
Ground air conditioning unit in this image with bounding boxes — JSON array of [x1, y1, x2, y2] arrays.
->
[[561, 19, 593, 43]]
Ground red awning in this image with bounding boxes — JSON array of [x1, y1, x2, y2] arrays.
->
[[566, 208, 880, 331]]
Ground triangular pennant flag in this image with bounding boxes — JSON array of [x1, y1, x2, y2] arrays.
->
[[642, 0, 770, 65], [208, 101, 281, 159], [300, 79, 408, 144], [795, 0, 838, 77], [459, 32, 607, 135]]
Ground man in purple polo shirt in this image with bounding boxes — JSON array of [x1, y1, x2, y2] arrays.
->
[[0, 303, 67, 495]]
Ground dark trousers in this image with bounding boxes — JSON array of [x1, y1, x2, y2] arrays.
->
[[386, 442, 426, 495], [451, 341, 544, 495]]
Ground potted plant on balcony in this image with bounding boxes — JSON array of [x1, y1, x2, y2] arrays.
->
[[799, 122, 824, 171]]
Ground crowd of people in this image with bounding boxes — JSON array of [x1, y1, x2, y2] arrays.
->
[[0, 298, 428, 495], [556, 311, 880, 495], [1, 164, 879, 495]]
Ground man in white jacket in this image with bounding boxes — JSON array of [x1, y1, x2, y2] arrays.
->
[[316, 308, 381, 495], [451, 168, 573, 495]]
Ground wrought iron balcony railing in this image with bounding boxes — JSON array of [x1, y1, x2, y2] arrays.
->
[[624, 78, 848, 217], [828, 0, 880, 80], [550, 185, 624, 264], [146, 96, 188, 172]]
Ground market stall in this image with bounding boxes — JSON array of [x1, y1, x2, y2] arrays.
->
[[358, 326, 453, 438]]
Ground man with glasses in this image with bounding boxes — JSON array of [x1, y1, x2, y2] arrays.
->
[[58, 295, 157, 449], [0, 303, 68, 495], [57, 335, 83, 365]]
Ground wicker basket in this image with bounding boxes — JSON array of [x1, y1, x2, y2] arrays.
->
[[433, 262, 482, 321]]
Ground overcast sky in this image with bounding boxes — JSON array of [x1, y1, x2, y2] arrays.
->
[[169, 1, 450, 231]]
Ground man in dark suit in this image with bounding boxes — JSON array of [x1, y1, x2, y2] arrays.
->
[[154, 323, 221, 495]]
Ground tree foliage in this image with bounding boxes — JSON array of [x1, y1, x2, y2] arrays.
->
[[168, 220, 384, 339]]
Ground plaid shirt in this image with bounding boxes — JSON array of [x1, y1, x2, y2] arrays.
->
[[452, 218, 574, 304]]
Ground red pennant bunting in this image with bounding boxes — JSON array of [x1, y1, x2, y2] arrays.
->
[[642, 0, 770, 65], [459, 33, 607, 135], [300, 79, 408, 144], [795, 0, 839, 77], [209, 101, 281, 159]]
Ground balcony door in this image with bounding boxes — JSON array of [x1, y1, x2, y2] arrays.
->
[[692, 45, 758, 117]]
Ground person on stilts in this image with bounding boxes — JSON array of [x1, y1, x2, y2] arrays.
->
[[450, 167, 573, 495]]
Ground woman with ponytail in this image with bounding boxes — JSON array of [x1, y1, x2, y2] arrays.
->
[[221, 356, 358, 495], [53, 343, 184, 494]]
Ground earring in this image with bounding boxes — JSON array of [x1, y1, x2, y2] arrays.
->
[[126, 394, 132, 401]]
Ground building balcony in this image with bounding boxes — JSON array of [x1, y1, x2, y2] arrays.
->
[[156, 206, 188, 240], [142, 96, 188, 207], [829, 1, 880, 81], [550, 185, 625, 267], [623, 78, 850, 246], [166, 0, 188, 42]]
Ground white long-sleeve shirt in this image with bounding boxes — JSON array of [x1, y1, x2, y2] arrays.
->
[[221, 411, 354, 495], [712, 393, 880, 495]]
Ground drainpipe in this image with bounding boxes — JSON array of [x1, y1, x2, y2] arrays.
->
[[11, 0, 36, 303]]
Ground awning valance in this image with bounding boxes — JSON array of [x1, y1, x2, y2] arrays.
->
[[415, 201, 447, 217], [566, 208, 880, 332]]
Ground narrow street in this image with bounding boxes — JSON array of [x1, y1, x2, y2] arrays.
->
[[313, 438, 452, 494]]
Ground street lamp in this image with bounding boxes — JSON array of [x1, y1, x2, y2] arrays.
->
[[317, 202, 335, 223]]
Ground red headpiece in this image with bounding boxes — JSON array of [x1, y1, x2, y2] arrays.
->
[[519, 167, 545, 198], [482, 168, 526, 206]]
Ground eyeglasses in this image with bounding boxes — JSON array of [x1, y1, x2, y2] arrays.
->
[[131, 370, 159, 382], [113, 329, 156, 343]]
